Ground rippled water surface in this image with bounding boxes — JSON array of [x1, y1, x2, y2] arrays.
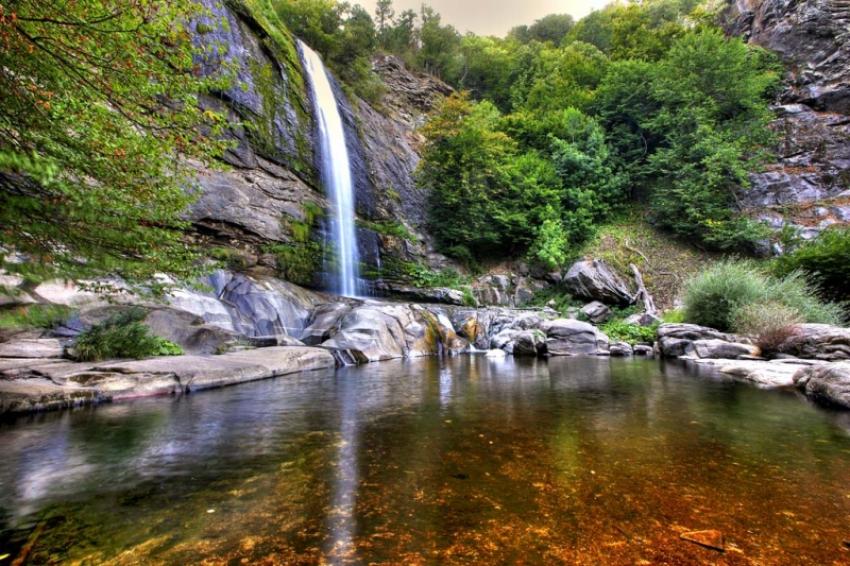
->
[[1, 356, 850, 564]]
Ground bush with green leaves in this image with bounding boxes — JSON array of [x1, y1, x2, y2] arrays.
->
[[73, 309, 184, 362], [682, 261, 844, 333], [731, 302, 803, 354], [601, 320, 658, 345], [0, 304, 71, 330], [773, 227, 850, 303]]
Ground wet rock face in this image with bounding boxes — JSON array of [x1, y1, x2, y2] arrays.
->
[[726, 0, 850, 240]]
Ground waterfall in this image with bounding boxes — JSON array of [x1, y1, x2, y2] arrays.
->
[[298, 40, 361, 298]]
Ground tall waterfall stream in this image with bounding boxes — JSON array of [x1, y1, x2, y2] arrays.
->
[[299, 40, 361, 297]]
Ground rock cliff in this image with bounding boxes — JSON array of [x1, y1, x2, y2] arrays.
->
[[185, 1, 452, 284], [725, 0, 850, 246]]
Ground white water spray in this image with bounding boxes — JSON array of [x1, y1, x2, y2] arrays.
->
[[298, 40, 361, 297]]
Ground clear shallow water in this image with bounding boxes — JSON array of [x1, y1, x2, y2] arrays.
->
[[1, 357, 849, 565]]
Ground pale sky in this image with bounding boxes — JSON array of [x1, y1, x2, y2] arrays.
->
[[357, 0, 611, 37]]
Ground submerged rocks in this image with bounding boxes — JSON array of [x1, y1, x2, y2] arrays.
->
[[794, 362, 850, 409], [542, 319, 611, 357], [564, 260, 633, 306]]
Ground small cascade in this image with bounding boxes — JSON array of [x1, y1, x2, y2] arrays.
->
[[298, 40, 361, 298]]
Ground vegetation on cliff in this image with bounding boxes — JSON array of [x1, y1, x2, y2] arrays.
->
[[0, 0, 232, 289]]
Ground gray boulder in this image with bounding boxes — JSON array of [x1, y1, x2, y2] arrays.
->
[[610, 342, 634, 357], [564, 260, 633, 306], [300, 303, 351, 346], [691, 340, 761, 360], [320, 307, 407, 365], [541, 319, 610, 357], [777, 324, 850, 361], [657, 323, 746, 358], [512, 330, 547, 357], [634, 344, 654, 357], [794, 362, 850, 409], [581, 301, 613, 324]]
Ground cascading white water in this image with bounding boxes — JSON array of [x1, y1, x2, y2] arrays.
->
[[298, 40, 361, 297]]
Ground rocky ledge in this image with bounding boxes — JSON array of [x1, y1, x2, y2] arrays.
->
[[0, 346, 334, 415], [656, 322, 850, 407]]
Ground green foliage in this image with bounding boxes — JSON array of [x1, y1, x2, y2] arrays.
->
[[682, 261, 844, 332], [0, 0, 231, 290], [662, 309, 686, 323], [0, 304, 71, 330], [529, 208, 569, 270], [601, 320, 659, 345], [510, 14, 575, 45], [273, 0, 382, 101], [73, 309, 184, 362], [773, 227, 850, 303], [683, 261, 775, 332], [731, 302, 804, 353], [530, 288, 583, 316], [418, 94, 520, 257]]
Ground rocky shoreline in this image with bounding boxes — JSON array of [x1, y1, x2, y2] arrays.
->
[[3, 265, 850, 417]]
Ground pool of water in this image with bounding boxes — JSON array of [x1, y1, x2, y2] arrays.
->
[[1, 356, 849, 564]]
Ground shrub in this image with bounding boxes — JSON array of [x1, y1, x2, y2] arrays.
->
[[731, 302, 802, 354], [0, 305, 71, 330], [773, 227, 850, 303], [73, 309, 184, 362], [683, 260, 844, 332], [767, 271, 844, 326], [682, 261, 767, 332], [601, 320, 658, 345]]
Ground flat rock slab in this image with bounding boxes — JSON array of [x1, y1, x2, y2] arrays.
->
[[0, 339, 65, 359], [686, 358, 819, 388], [0, 378, 102, 414], [1, 347, 335, 415]]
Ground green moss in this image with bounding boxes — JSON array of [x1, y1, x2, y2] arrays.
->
[[357, 219, 417, 241], [227, 0, 314, 177], [268, 201, 326, 286]]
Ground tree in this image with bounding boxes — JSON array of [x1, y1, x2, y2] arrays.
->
[[644, 30, 779, 249], [527, 14, 575, 45], [417, 5, 460, 78], [375, 0, 394, 36], [0, 0, 229, 289]]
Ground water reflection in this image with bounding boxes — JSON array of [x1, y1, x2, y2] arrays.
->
[[0, 356, 849, 564], [325, 372, 360, 561]]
